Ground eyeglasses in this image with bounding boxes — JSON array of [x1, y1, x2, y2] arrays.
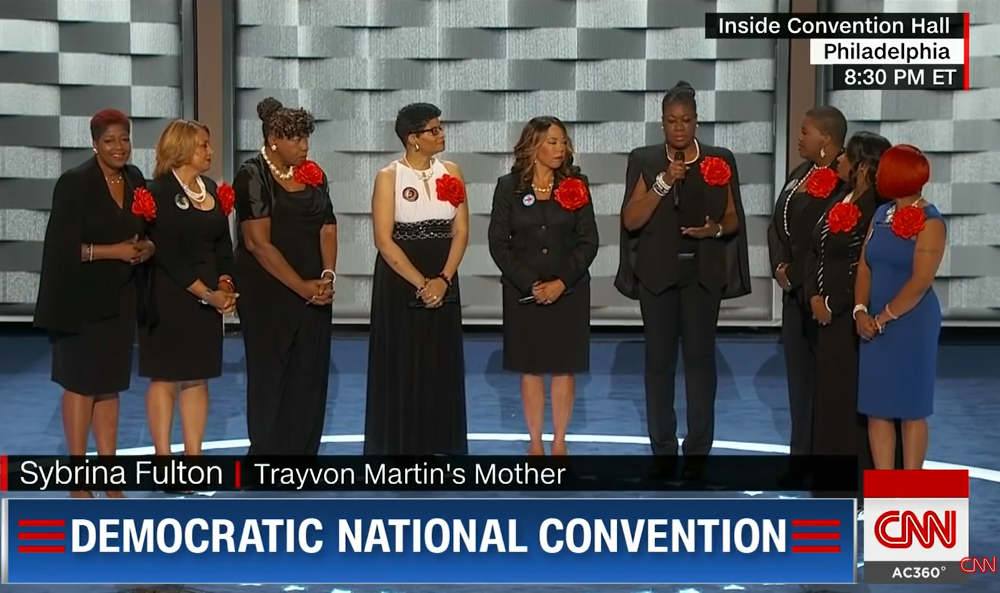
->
[[415, 126, 444, 136]]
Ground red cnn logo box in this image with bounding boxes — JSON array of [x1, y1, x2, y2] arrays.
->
[[863, 469, 970, 584]]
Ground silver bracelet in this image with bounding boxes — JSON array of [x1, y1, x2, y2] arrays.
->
[[321, 269, 336, 282], [198, 288, 214, 305], [652, 172, 672, 197]]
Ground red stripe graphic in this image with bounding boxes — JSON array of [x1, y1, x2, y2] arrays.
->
[[793, 545, 841, 554], [964, 12, 970, 90], [864, 469, 969, 499], [791, 519, 840, 527], [18, 532, 66, 540], [17, 545, 66, 554], [235, 460, 242, 489], [792, 532, 839, 540], [1, 454, 8, 491], [18, 519, 66, 527]]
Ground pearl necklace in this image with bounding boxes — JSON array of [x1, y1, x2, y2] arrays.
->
[[666, 138, 701, 165], [782, 164, 819, 237], [172, 170, 207, 203], [261, 146, 294, 180]]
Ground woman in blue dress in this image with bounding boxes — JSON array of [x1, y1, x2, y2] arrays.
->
[[854, 144, 946, 470]]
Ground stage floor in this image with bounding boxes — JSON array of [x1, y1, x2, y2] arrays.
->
[[1, 331, 997, 593]]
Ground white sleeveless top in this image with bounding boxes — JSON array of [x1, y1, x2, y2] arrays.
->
[[393, 159, 458, 224]]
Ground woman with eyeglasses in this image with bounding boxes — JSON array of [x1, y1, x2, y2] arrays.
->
[[364, 103, 470, 455]]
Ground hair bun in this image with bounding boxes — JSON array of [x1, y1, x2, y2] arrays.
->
[[257, 97, 283, 122], [673, 81, 695, 95]]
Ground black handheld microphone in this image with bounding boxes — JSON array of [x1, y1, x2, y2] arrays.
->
[[673, 151, 684, 208]]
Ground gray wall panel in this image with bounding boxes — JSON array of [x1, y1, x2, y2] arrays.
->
[[0, 0, 183, 316], [234, 0, 780, 325], [824, 0, 1000, 322]]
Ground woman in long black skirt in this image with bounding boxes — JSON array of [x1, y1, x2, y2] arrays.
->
[[233, 98, 339, 456], [138, 119, 237, 458], [488, 116, 599, 455], [804, 131, 890, 496], [34, 108, 154, 498], [365, 103, 470, 455]]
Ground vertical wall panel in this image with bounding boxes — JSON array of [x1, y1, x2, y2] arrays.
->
[[824, 0, 1000, 322], [0, 0, 184, 318], [233, 0, 781, 325]]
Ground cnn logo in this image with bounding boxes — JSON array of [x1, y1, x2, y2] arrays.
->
[[874, 510, 956, 549], [960, 557, 998, 574]]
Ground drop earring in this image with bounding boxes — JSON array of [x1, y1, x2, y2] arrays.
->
[[820, 146, 826, 159], [413, 143, 420, 152]]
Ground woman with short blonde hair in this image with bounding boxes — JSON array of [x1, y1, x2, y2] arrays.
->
[[138, 118, 237, 473]]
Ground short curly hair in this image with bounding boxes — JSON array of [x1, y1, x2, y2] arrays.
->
[[257, 97, 315, 141]]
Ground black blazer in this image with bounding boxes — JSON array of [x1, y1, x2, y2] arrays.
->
[[146, 173, 235, 291], [614, 142, 751, 300], [487, 172, 599, 295], [767, 160, 847, 293], [804, 186, 884, 317], [34, 157, 147, 334]]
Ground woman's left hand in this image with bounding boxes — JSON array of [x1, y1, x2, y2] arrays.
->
[[533, 280, 566, 305], [131, 239, 155, 265], [810, 295, 832, 325], [681, 216, 723, 239]]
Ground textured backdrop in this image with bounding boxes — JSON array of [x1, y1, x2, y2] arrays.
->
[[232, 0, 782, 325], [0, 0, 184, 318], [825, 0, 1000, 321]]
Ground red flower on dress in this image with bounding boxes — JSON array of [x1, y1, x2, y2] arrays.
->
[[216, 183, 235, 216], [131, 187, 156, 221], [891, 205, 926, 240], [827, 201, 861, 233], [436, 174, 466, 207], [294, 160, 324, 187], [699, 156, 732, 187], [553, 177, 589, 211], [806, 168, 839, 198]]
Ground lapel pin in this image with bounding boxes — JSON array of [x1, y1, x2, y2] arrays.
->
[[522, 194, 535, 207], [175, 194, 190, 210]]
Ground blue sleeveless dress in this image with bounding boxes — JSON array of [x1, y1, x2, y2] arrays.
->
[[857, 203, 944, 420]]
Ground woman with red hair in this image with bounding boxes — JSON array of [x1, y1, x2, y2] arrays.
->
[[853, 144, 946, 470], [34, 108, 155, 497]]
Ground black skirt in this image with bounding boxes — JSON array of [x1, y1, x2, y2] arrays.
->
[[138, 266, 224, 381], [364, 219, 468, 455], [502, 280, 590, 374], [51, 279, 137, 396]]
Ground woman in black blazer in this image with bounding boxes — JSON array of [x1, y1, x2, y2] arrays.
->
[[615, 82, 751, 477], [138, 119, 237, 460], [805, 132, 890, 490], [34, 109, 154, 497], [766, 105, 848, 478], [488, 116, 599, 455]]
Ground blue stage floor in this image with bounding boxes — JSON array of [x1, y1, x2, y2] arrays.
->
[[1, 330, 998, 593]]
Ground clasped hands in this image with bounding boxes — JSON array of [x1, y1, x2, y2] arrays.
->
[[301, 276, 334, 306], [417, 276, 449, 309], [114, 235, 155, 265], [855, 309, 891, 341], [532, 279, 565, 305], [206, 278, 238, 315]]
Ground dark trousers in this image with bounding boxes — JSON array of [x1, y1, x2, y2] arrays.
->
[[639, 280, 722, 457], [782, 290, 818, 458]]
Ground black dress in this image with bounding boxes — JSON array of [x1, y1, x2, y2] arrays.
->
[[767, 161, 847, 459], [487, 173, 599, 374], [364, 160, 468, 455], [34, 157, 148, 396], [804, 187, 882, 466], [233, 155, 337, 456], [613, 141, 751, 458], [137, 174, 234, 381]]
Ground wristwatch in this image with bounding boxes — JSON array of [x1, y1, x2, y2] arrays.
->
[[199, 288, 214, 305]]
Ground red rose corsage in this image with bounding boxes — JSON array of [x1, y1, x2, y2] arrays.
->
[[436, 174, 466, 207], [216, 182, 235, 216], [294, 160, 324, 187], [891, 205, 926, 240], [699, 156, 732, 187], [827, 201, 861, 233], [131, 187, 156, 221], [553, 177, 589, 211], [806, 168, 839, 198]]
